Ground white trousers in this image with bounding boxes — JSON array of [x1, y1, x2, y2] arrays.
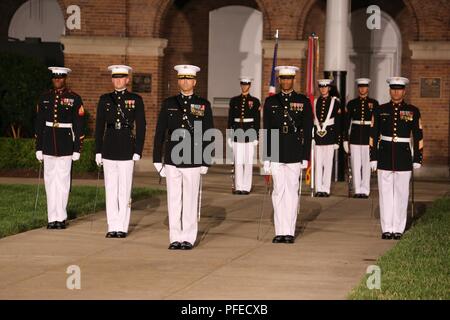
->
[[43, 155, 72, 223], [103, 159, 134, 233], [314, 145, 335, 193], [350, 144, 371, 195], [270, 162, 301, 236], [166, 165, 201, 244], [232, 142, 254, 192], [377, 170, 411, 234]]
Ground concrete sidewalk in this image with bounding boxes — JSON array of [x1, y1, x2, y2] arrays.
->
[[0, 168, 448, 299]]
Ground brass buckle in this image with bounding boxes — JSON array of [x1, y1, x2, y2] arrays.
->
[[282, 126, 288, 134], [115, 122, 121, 130], [53, 122, 59, 128], [393, 136, 398, 142]]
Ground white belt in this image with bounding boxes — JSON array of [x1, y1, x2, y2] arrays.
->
[[314, 118, 334, 127], [380, 135, 410, 143], [45, 121, 72, 128], [351, 120, 371, 125], [234, 118, 254, 123]]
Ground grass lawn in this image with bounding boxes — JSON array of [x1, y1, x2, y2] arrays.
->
[[0, 184, 162, 239], [349, 196, 450, 300]]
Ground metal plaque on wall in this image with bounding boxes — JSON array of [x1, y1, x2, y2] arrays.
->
[[420, 78, 440, 98], [132, 73, 151, 93]]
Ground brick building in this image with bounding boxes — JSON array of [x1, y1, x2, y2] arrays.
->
[[2, 0, 449, 176]]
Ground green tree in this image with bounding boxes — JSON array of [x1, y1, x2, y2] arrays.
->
[[0, 53, 51, 138]]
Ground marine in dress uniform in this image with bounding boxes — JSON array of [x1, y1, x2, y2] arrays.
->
[[95, 65, 146, 239], [344, 78, 379, 198], [370, 77, 423, 240], [153, 65, 214, 250], [227, 77, 261, 195], [263, 66, 313, 244], [313, 79, 342, 197], [35, 67, 85, 229]]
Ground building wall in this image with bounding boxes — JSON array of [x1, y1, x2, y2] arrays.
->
[[1, 0, 449, 173]]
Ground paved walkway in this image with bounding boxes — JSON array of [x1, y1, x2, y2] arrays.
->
[[0, 168, 448, 299]]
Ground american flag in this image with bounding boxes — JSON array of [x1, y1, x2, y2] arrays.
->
[[268, 30, 279, 96]]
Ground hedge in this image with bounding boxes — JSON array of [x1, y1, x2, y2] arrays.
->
[[0, 137, 97, 173]]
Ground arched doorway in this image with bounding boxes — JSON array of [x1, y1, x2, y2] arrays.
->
[[6, 0, 65, 66], [208, 5, 262, 117], [8, 0, 65, 42], [348, 9, 402, 103]]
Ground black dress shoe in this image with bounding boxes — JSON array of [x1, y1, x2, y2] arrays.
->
[[180, 241, 193, 250], [105, 231, 117, 238], [232, 190, 240, 195], [314, 192, 322, 197], [116, 232, 127, 238], [284, 235, 295, 244], [272, 235, 285, 243], [361, 194, 369, 199], [241, 191, 250, 195], [393, 233, 403, 240], [381, 232, 393, 240], [55, 221, 66, 229], [168, 241, 181, 250], [47, 222, 57, 229], [323, 193, 330, 197]]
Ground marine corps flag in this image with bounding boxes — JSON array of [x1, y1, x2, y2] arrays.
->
[[305, 33, 319, 191]]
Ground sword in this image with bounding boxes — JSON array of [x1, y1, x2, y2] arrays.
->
[[411, 167, 415, 219], [297, 167, 303, 216], [33, 161, 43, 220], [257, 175, 272, 240], [91, 165, 101, 231], [347, 149, 353, 198], [197, 174, 203, 222]]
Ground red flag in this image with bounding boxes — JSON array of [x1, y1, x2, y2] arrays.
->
[[305, 33, 319, 186]]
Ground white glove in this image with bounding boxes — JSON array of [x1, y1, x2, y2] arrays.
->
[[200, 166, 208, 175], [343, 141, 349, 154], [263, 161, 271, 175], [154, 162, 166, 177], [35, 151, 43, 162], [253, 140, 259, 146], [227, 138, 233, 149], [95, 153, 102, 166], [132, 153, 140, 161], [300, 160, 308, 169], [370, 161, 377, 172], [71, 152, 80, 161], [413, 163, 422, 169], [333, 144, 339, 150]]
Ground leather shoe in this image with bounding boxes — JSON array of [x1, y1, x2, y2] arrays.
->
[[314, 192, 322, 197], [105, 231, 117, 238], [55, 221, 66, 229], [233, 190, 242, 195], [393, 233, 402, 240], [116, 232, 127, 238], [361, 194, 369, 199], [180, 241, 193, 250], [323, 193, 330, 197], [284, 235, 295, 244], [272, 235, 285, 243], [47, 222, 57, 229], [168, 241, 181, 250], [241, 191, 250, 195], [353, 194, 361, 198], [381, 232, 393, 240]]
